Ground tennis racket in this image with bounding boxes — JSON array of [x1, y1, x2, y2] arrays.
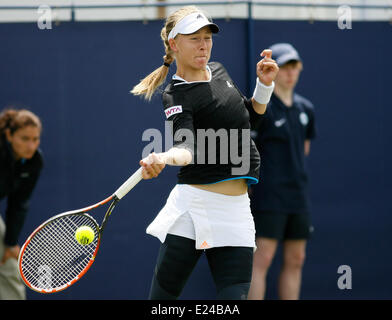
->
[[18, 167, 143, 294]]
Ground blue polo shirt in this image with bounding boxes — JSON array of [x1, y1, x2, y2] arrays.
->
[[248, 92, 316, 214]]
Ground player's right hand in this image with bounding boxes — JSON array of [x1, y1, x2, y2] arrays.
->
[[140, 152, 166, 179]]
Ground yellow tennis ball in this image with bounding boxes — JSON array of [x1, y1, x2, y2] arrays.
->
[[75, 226, 95, 245]]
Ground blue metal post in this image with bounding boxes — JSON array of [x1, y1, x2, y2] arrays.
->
[[247, 1, 255, 97]]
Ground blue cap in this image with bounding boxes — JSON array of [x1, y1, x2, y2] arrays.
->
[[270, 43, 301, 66]]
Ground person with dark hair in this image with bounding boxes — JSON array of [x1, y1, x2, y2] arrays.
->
[[0, 108, 43, 299], [247, 43, 316, 300], [132, 6, 279, 299]]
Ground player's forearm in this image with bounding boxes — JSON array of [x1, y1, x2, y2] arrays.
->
[[304, 140, 311, 156], [251, 78, 275, 114], [160, 147, 192, 166], [4, 206, 28, 246], [251, 99, 267, 115]]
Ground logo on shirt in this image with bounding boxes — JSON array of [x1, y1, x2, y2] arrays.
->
[[200, 241, 210, 249], [274, 118, 286, 128], [165, 105, 183, 119], [299, 112, 309, 126]]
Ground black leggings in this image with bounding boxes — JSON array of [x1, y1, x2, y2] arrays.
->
[[149, 234, 253, 300]]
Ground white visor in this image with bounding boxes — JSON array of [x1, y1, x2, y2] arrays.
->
[[168, 12, 219, 40]]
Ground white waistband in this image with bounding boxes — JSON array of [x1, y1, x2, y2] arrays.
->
[[177, 184, 249, 203]]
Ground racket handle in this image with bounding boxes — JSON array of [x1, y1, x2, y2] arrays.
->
[[114, 167, 143, 200]]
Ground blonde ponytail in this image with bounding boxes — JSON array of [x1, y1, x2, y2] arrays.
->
[[131, 6, 200, 101], [130, 52, 174, 101]]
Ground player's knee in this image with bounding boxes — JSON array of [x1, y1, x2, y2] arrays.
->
[[209, 247, 253, 297], [149, 273, 178, 300], [253, 247, 275, 269], [216, 282, 250, 300], [284, 250, 306, 269]]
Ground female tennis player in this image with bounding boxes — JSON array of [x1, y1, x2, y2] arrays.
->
[[133, 6, 279, 299], [0, 108, 43, 299]]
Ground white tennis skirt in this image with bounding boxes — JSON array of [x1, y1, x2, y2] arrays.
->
[[146, 184, 256, 250]]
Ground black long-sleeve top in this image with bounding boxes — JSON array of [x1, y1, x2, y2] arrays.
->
[[162, 62, 260, 185], [0, 137, 43, 246]]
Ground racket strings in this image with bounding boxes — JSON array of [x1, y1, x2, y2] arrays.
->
[[20, 214, 99, 291]]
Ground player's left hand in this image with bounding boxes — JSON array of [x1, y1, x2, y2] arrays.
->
[[256, 49, 279, 86], [0, 245, 20, 265], [140, 152, 166, 179]]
